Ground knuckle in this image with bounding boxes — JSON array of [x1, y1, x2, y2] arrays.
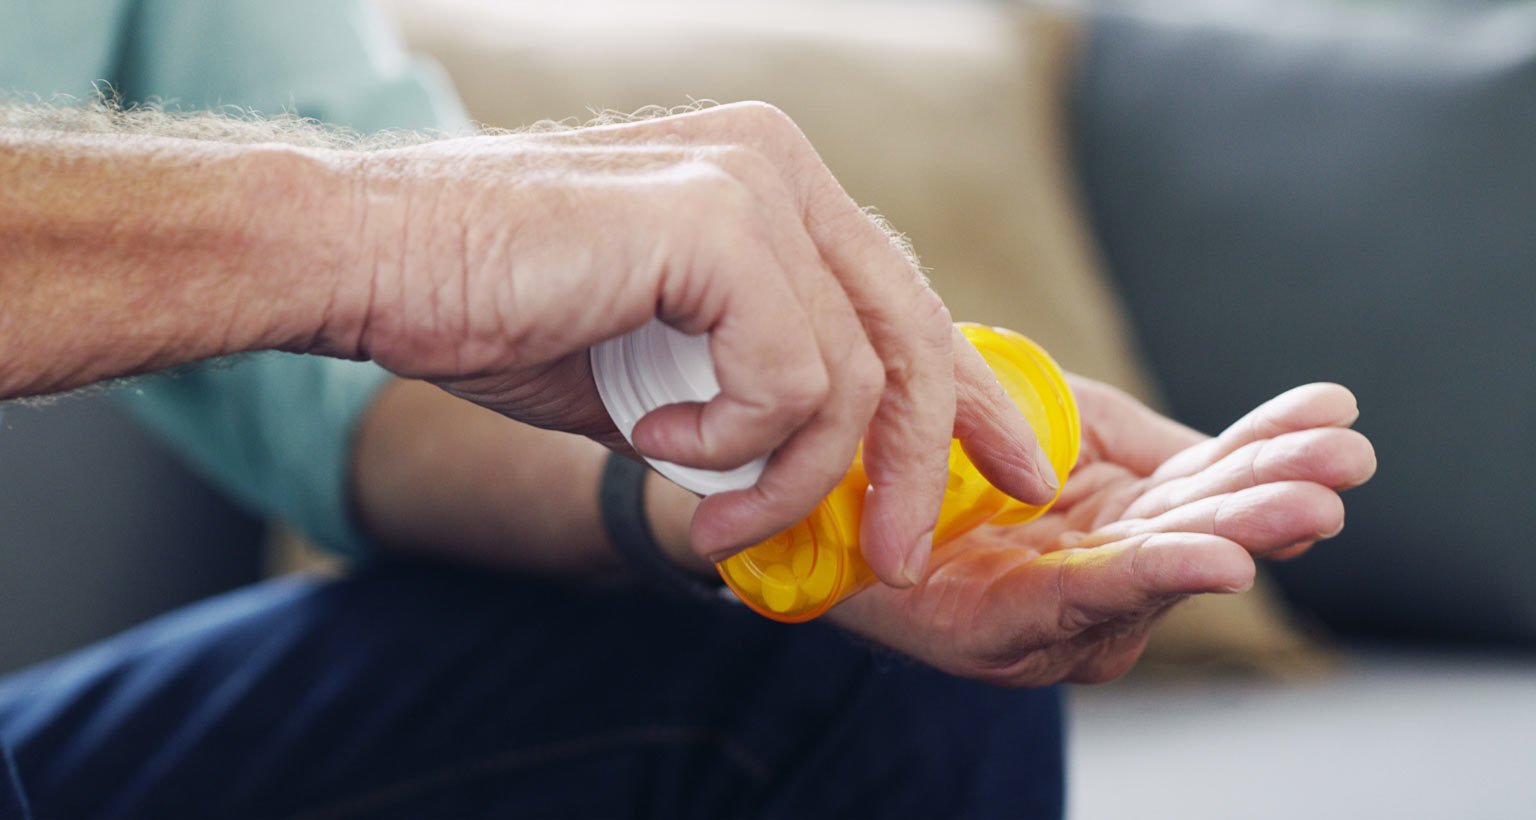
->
[[669, 170, 770, 257], [880, 347, 916, 387], [691, 142, 801, 217], [749, 345, 830, 426], [776, 359, 831, 417], [912, 288, 954, 345], [724, 100, 801, 139], [706, 142, 776, 174], [714, 101, 818, 176], [845, 344, 887, 407], [988, 646, 1067, 689], [677, 162, 754, 213], [691, 144, 775, 187]]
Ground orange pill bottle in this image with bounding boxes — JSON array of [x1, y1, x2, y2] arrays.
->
[[592, 321, 1079, 623], [718, 324, 1080, 621]]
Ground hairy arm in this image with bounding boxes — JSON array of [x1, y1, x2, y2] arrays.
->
[[2, 99, 1061, 585], [0, 126, 357, 398], [0, 106, 707, 579]]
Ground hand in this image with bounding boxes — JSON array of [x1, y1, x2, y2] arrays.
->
[[828, 379, 1377, 686], [329, 102, 1056, 583]]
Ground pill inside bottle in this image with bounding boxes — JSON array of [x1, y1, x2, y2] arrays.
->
[[716, 324, 1080, 621], [591, 321, 1080, 623]]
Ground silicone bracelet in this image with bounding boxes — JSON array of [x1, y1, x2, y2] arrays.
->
[[599, 451, 730, 606]]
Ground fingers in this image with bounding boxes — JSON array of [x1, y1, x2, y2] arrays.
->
[[694, 104, 1005, 587], [742, 106, 961, 587], [954, 327, 1060, 506], [630, 276, 830, 471], [818, 241, 956, 588], [1041, 533, 1257, 629], [563, 104, 1061, 582], [571, 104, 962, 581], [1150, 383, 1360, 483], [1120, 426, 1377, 521], [829, 528, 1254, 687], [631, 158, 886, 559], [1070, 481, 1346, 559], [686, 231, 888, 558], [979, 532, 1253, 686]]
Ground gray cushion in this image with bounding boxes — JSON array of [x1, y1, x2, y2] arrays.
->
[[1071, 3, 1536, 646], [0, 397, 264, 674]]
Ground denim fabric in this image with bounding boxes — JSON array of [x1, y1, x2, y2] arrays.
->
[[0, 563, 1063, 819], [1, 743, 27, 820]]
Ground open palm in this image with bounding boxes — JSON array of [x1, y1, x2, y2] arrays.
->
[[830, 377, 1376, 687]]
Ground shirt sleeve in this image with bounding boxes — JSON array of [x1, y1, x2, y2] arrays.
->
[[110, 0, 471, 557], [117, 356, 392, 558]]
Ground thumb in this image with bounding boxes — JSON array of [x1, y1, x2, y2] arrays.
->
[[1026, 533, 1256, 639]]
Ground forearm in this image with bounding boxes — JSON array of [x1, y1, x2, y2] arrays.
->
[[351, 377, 709, 579], [0, 127, 357, 398]]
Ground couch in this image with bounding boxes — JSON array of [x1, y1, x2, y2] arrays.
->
[[2, 1, 1532, 817]]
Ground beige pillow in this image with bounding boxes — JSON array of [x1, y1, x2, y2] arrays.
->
[[384, 0, 1158, 400]]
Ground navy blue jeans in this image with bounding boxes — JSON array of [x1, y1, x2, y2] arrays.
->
[[0, 562, 1062, 819]]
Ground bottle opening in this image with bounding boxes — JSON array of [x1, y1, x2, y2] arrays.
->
[[720, 505, 849, 622]]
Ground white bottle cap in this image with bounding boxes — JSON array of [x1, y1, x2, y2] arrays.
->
[[590, 319, 767, 496]]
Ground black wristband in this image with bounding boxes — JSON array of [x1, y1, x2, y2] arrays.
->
[[599, 451, 730, 606]]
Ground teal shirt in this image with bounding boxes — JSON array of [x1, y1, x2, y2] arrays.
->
[[1, 0, 469, 556]]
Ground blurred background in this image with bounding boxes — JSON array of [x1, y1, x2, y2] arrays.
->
[[2, 0, 1533, 817]]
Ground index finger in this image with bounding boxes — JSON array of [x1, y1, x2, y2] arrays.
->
[[597, 103, 1051, 584], [789, 161, 1059, 588], [714, 105, 966, 588]]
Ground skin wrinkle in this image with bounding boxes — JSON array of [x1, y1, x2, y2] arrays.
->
[[1051, 550, 1077, 636], [1127, 534, 1146, 605], [825, 382, 1368, 688], [484, 225, 519, 382], [0, 95, 736, 381], [1249, 435, 1271, 498], [983, 565, 1048, 671], [4, 94, 1375, 690], [1210, 492, 1234, 547], [923, 553, 988, 649], [476, 178, 565, 368]]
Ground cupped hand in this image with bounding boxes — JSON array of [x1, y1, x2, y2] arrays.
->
[[333, 102, 1054, 584], [828, 379, 1377, 686]]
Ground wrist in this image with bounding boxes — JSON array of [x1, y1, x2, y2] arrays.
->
[[642, 469, 710, 576], [264, 145, 388, 361], [316, 145, 483, 378], [601, 451, 727, 603]]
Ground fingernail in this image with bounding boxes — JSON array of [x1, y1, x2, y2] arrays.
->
[[1224, 577, 1256, 594], [900, 530, 934, 586], [1033, 444, 1060, 491], [704, 545, 740, 564]]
